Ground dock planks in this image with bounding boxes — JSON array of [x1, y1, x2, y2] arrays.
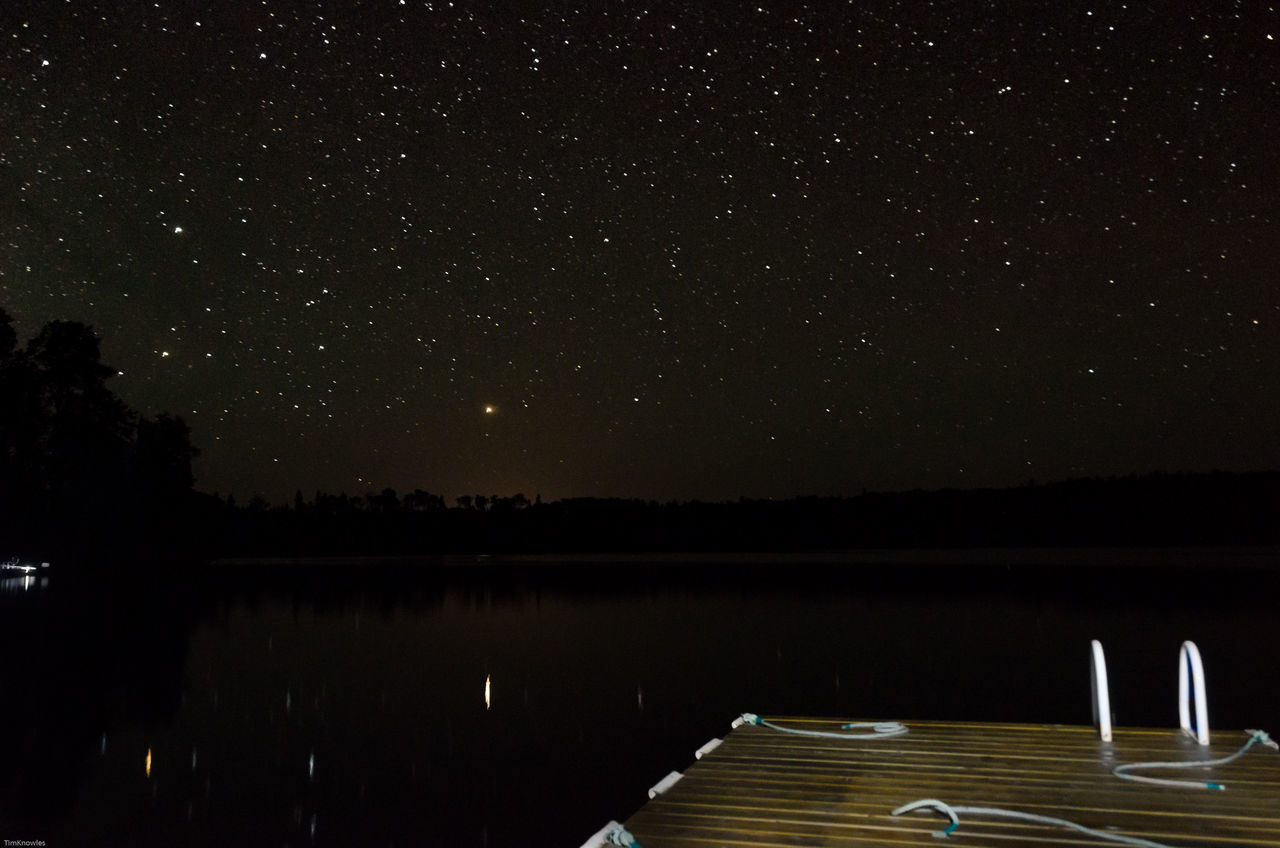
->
[[619, 718, 1280, 847]]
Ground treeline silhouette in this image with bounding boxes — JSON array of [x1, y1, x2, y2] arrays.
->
[[4, 307, 1277, 561], [0, 306, 199, 560], [210, 470, 1280, 557]]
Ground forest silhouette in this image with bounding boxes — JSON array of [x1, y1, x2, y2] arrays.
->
[[0, 306, 199, 561], [209, 471, 1279, 557], [3, 305, 1278, 561]]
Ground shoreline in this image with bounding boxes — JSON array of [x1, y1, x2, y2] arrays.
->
[[206, 544, 1280, 569]]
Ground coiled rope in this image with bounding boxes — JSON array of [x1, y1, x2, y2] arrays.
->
[[602, 821, 643, 848], [891, 798, 1176, 847], [739, 712, 908, 739], [893, 728, 1276, 844], [1113, 728, 1276, 790]]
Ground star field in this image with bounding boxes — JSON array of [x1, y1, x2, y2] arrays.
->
[[3, 2, 1277, 502]]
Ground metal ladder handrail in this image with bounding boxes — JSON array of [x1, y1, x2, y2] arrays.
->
[[1090, 639, 1113, 742], [1089, 639, 1209, 745], [1178, 640, 1210, 745]]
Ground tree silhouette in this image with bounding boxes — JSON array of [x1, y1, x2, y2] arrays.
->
[[404, 489, 445, 511], [368, 488, 400, 512], [0, 307, 201, 558], [27, 321, 134, 513], [135, 413, 199, 501]]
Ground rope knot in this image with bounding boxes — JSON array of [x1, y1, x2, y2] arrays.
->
[[1246, 729, 1277, 750], [605, 823, 643, 848]]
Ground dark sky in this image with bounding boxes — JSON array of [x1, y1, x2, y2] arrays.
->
[[2, 2, 1277, 503]]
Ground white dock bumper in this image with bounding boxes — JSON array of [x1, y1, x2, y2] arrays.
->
[[648, 770, 683, 798]]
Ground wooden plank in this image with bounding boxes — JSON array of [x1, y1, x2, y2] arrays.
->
[[619, 719, 1280, 847]]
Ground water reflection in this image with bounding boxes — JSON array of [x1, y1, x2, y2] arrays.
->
[[0, 563, 194, 841], [0, 560, 51, 596], [0, 554, 1276, 848], [0, 574, 48, 593]]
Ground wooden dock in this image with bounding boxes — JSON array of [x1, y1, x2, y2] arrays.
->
[[609, 718, 1280, 847]]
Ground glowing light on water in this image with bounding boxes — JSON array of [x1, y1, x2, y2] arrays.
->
[[485, 674, 491, 710], [145, 748, 152, 777]]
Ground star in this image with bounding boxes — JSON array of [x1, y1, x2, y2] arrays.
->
[[1, 2, 1272, 504]]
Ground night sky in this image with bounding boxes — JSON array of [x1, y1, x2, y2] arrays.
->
[[3, 2, 1277, 503]]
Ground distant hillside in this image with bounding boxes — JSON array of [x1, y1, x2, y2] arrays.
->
[[205, 470, 1280, 557]]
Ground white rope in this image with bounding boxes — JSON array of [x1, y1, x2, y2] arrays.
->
[[739, 712, 908, 739], [892, 798, 1177, 848], [1113, 729, 1276, 790]]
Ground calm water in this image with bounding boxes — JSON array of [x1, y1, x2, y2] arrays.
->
[[1, 550, 1277, 847]]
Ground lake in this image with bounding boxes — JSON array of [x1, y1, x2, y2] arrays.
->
[[1, 549, 1277, 847]]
